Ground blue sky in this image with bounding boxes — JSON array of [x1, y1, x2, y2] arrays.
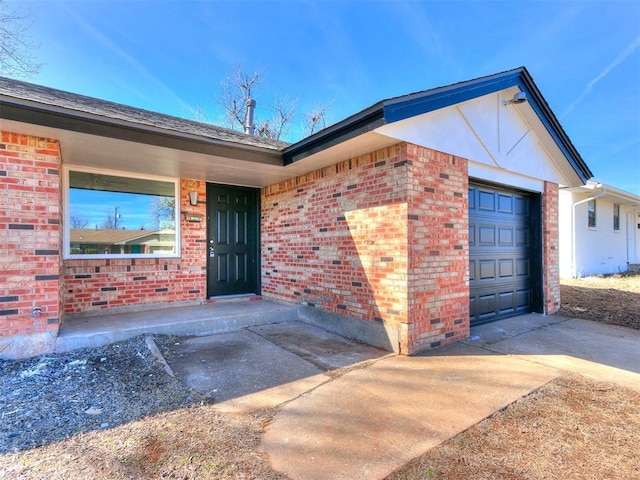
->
[[13, 0, 640, 194], [69, 189, 165, 231]]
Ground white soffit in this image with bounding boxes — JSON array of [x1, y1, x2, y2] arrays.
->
[[1, 117, 398, 188], [0, 117, 288, 188], [282, 131, 399, 175], [374, 87, 583, 187]]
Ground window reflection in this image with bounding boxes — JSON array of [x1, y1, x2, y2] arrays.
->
[[67, 170, 178, 257]]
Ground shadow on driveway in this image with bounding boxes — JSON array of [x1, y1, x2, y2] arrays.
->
[[158, 321, 391, 413]]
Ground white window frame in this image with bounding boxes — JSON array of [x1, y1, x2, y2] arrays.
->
[[613, 204, 620, 231], [587, 199, 596, 229], [63, 166, 181, 260]]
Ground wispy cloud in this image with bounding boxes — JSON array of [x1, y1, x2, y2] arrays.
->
[[562, 35, 640, 118], [55, 2, 196, 117], [391, 1, 461, 77]]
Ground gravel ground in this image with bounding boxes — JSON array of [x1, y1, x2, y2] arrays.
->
[[0, 335, 202, 454]]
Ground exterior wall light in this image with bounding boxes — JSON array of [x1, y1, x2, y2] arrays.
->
[[503, 91, 528, 105], [189, 191, 199, 206]]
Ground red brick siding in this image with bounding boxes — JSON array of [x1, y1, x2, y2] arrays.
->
[[262, 143, 470, 354], [62, 179, 206, 314], [405, 145, 469, 354], [0, 132, 61, 337], [542, 181, 560, 315], [262, 145, 409, 337]]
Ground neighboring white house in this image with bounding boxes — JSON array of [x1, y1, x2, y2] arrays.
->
[[559, 182, 640, 278]]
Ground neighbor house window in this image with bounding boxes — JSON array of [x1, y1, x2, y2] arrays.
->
[[613, 204, 620, 231], [587, 199, 596, 228], [64, 168, 179, 259]]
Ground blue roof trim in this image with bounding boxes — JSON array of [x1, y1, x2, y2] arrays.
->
[[382, 70, 523, 123], [514, 69, 592, 183], [283, 105, 385, 165], [285, 67, 592, 182]]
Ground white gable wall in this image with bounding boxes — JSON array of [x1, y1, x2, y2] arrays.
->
[[375, 88, 582, 192]]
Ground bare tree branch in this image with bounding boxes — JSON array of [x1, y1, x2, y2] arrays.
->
[[220, 64, 262, 131], [217, 64, 331, 141], [255, 95, 296, 139], [0, 0, 41, 78], [304, 101, 332, 136], [69, 214, 89, 228], [151, 197, 175, 229]]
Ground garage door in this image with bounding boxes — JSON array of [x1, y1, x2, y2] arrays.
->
[[469, 182, 537, 325]]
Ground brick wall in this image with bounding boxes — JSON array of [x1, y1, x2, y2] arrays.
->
[[262, 143, 470, 354], [405, 145, 469, 354], [62, 179, 207, 315], [542, 181, 560, 315], [0, 132, 61, 338], [262, 144, 410, 347]]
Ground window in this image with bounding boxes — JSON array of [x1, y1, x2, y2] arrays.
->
[[64, 168, 179, 259], [587, 199, 596, 228], [613, 204, 620, 231]]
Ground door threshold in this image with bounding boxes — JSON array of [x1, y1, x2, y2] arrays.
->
[[207, 294, 261, 304]]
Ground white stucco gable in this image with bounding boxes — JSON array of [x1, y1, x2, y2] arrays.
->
[[374, 87, 578, 193], [281, 68, 592, 190]]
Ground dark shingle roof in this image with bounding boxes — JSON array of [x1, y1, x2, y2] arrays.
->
[[0, 76, 289, 151]]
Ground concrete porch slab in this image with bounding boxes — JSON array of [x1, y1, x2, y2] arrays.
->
[[249, 322, 390, 371], [160, 322, 389, 414], [55, 300, 297, 353]]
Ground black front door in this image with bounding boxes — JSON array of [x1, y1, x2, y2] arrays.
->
[[206, 183, 259, 298]]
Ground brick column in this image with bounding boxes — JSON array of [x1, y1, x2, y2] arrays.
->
[[542, 181, 560, 315], [0, 131, 61, 358], [405, 145, 469, 354]]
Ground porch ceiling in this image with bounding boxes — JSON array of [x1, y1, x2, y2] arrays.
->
[[0, 115, 280, 187]]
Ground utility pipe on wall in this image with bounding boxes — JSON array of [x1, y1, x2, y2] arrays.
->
[[570, 184, 606, 278]]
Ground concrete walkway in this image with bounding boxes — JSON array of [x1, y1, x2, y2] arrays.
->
[[160, 313, 640, 480]]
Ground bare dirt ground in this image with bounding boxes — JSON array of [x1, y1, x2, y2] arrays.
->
[[559, 271, 640, 330], [385, 375, 640, 480], [1, 273, 639, 479]]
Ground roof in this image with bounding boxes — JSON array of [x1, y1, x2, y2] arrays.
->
[[283, 67, 593, 183], [0, 76, 288, 152], [0, 67, 592, 184], [70, 228, 173, 244]]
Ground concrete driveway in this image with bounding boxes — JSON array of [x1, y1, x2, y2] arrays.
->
[[160, 313, 640, 480]]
